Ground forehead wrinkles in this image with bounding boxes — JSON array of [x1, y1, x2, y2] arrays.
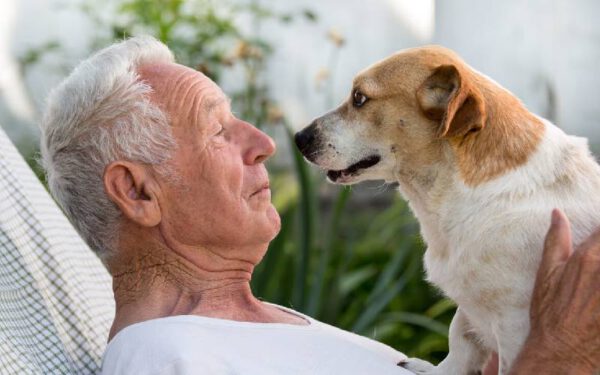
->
[[171, 72, 211, 126], [203, 96, 231, 117], [163, 70, 228, 130]]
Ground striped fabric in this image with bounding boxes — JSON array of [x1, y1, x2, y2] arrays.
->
[[0, 126, 114, 374]]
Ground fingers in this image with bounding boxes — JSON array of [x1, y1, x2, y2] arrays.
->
[[539, 209, 573, 275], [573, 224, 600, 259]]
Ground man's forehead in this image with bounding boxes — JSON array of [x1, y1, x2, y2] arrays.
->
[[137, 62, 229, 117], [204, 96, 232, 115], [138, 62, 212, 94], [138, 62, 200, 80]]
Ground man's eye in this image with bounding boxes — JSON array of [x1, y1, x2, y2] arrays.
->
[[353, 90, 368, 107], [215, 125, 225, 136]]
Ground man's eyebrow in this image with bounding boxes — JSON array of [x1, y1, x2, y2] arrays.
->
[[204, 96, 231, 116]]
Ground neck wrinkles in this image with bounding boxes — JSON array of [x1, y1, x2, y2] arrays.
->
[[109, 242, 256, 314]]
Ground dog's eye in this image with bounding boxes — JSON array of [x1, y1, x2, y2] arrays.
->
[[352, 90, 368, 108]]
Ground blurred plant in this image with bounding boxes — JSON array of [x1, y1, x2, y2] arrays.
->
[[314, 28, 346, 109], [75, 0, 318, 127], [19, 0, 452, 363]]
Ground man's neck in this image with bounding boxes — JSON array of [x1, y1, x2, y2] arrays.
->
[[107, 243, 307, 341]]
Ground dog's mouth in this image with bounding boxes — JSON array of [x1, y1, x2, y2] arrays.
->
[[326, 155, 381, 183]]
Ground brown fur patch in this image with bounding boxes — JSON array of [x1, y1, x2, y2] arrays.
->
[[409, 48, 545, 186], [449, 73, 545, 186], [351, 45, 545, 187], [476, 287, 513, 311]]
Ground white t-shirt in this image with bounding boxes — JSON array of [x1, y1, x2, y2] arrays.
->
[[101, 305, 414, 374]]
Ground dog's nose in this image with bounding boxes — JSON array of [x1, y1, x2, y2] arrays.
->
[[294, 128, 315, 153]]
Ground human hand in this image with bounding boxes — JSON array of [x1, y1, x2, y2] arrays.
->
[[511, 209, 600, 374]]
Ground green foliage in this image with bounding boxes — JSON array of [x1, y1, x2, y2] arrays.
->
[[18, 41, 61, 70], [23, 0, 453, 363]]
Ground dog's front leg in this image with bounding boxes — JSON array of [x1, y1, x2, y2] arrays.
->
[[494, 311, 530, 375], [401, 309, 490, 374]]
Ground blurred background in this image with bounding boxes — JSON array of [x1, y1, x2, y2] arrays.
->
[[1, 0, 598, 363]]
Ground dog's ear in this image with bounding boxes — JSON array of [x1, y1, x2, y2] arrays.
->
[[417, 64, 486, 138]]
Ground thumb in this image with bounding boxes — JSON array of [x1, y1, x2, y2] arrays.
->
[[539, 209, 573, 275]]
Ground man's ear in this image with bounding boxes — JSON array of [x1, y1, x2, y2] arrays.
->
[[417, 64, 486, 138], [103, 161, 161, 227]]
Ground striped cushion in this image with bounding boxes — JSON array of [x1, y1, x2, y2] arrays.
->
[[0, 126, 114, 374]]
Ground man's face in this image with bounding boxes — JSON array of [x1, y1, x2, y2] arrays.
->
[[139, 63, 280, 262]]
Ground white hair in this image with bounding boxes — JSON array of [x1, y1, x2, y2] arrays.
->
[[40, 36, 177, 263]]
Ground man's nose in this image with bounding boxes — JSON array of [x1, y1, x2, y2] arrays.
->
[[294, 125, 316, 154], [243, 123, 276, 164]]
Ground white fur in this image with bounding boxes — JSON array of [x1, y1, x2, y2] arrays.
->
[[401, 119, 600, 374], [303, 112, 399, 184], [302, 112, 600, 373], [299, 47, 600, 374]]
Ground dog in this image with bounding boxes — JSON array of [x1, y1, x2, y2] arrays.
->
[[294, 45, 600, 374]]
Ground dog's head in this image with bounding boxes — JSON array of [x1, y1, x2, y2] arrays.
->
[[295, 45, 489, 185]]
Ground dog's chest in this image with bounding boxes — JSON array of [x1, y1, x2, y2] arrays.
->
[[423, 242, 508, 308], [419, 196, 547, 311], [421, 186, 600, 315]]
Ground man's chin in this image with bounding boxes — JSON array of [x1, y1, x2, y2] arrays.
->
[[266, 204, 282, 239]]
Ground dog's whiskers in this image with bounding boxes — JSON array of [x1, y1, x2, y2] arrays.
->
[[365, 181, 390, 196], [303, 149, 321, 160]]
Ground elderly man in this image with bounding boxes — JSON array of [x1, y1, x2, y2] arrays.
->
[[40, 37, 600, 374]]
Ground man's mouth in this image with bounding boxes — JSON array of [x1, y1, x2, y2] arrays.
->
[[250, 182, 270, 197], [326, 155, 381, 182]]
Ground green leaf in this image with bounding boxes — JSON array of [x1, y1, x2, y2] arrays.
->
[[425, 298, 457, 319], [382, 312, 449, 337], [306, 187, 351, 316], [339, 266, 378, 296], [367, 240, 410, 304], [303, 9, 318, 22], [352, 275, 408, 333], [285, 123, 316, 309]]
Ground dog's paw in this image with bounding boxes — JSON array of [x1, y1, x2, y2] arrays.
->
[[398, 357, 437, 374]]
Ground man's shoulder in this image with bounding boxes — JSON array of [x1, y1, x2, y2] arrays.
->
[[101, 312, 410, 375], [101, 316, 225, 374]]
